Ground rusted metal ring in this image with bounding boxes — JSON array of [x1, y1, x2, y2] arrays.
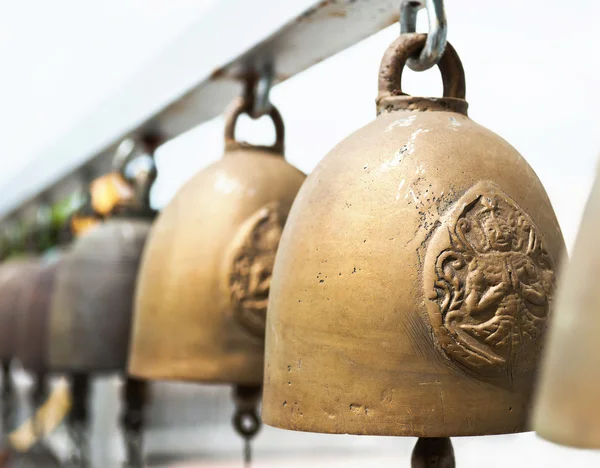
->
[[379, 33, 464, 99], [224, 96, 285, 155], [400, 0, 447, 72]]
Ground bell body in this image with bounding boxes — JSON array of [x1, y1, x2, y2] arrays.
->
[[49, 218, 151, 374], [533, 164, 600, 448], [129, 147, 305, 385], [0, 258, 38, 363], [16, 255, 61, 374], [263, 104, 565, 436]]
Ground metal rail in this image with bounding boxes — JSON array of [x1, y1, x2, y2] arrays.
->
[[0, 0, 400, 223]]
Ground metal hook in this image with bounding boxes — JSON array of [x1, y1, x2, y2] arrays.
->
[[400, 0, 447, 72], [248, 66, 274, 119]]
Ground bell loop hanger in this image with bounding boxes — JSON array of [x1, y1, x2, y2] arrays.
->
[[108, 135, 161, 217], [224, 74, 285, 155], [400, 0, 447, 72]]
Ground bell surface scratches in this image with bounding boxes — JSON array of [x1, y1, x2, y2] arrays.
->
[[48, 154, 156, 374], [262, 33, 565, 437], [128, 97, 305, 385], [533, 164, 600, 448]]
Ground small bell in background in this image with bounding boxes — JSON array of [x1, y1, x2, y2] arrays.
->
[[261, 2, 565, 466], [15, 204, 66, 412], [128, 81, 305, 464], [532, 161, 600, 449], [0, 244, 39, 436], [47, 135, 159, 467]]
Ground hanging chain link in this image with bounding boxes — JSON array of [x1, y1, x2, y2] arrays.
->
[[246, 66, 274, 119], [232, 385, 262, 467], [400, 0, 447, 72]]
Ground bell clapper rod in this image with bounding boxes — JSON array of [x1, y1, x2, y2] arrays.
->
[[411, 437, 455, 468], [120, 377, 147, 468], [232, 385, 262, 467], [1, 360, 13, 436], [67, 372, 90, 468], [1, 360, 11, 398]]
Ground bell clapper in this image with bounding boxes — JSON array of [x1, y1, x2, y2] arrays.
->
[[66, 372, 90, 468], [120, 377, 147, 468], [232, 385, 262, 467], [411, 438, 455, 468], [1, 360, 13, 436], [32, 372, 48, 409], [1, 360, 11, 398]]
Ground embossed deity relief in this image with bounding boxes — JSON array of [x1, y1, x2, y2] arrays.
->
[[424, 182, 556, 379], [227, 203, 284, 338]]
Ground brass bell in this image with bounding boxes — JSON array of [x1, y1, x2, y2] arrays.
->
[[128, 95, 305, 456], [48, 143, 156, 375], [15, 253, 61, 405], [0, 258, 38, 395], [262, 33, 565, 458], [532, 164, 600, 448], [48, 139, 157, 465]]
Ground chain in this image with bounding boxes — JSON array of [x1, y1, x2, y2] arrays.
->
[[245, 67, 274, 119], [400, 0, 447, 71]]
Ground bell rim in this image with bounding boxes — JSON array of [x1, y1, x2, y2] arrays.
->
[[260, 415, 532, 438]]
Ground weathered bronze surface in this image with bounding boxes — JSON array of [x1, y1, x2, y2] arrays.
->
[[262, 34, 566, 437], [15, 256, 60, 375], [0, 259, 39, 365], [533, 165, 600, 448], [128, 98, 305, 385], [48, 218, 151, 374]]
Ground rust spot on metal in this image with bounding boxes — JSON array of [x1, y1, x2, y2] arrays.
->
[[210, 67, 227, 80], [298, 0, 337, 22]]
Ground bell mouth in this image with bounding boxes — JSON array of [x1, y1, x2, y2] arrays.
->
[[376, 95, 469, 115]]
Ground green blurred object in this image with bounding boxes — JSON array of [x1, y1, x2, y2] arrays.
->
[[0, 191, 87, 260]]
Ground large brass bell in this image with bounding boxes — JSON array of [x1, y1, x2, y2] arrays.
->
[[533, 164, 600, 448], [128, 95, 305, 457], [262, 33, 565, 460]]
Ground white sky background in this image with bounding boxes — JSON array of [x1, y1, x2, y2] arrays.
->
[[1, 1, 600, 466]]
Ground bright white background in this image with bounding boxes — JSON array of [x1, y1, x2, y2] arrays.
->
[[1, 0, 600, 466]]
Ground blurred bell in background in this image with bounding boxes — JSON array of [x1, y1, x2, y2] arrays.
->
[[0, 1, 599, 467]]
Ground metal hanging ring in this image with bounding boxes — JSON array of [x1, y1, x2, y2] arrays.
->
[[249, 67, 274, 119], [400, 0, 447, 72], [233, 408, 261, 439], [224, 96, 285, 155]]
